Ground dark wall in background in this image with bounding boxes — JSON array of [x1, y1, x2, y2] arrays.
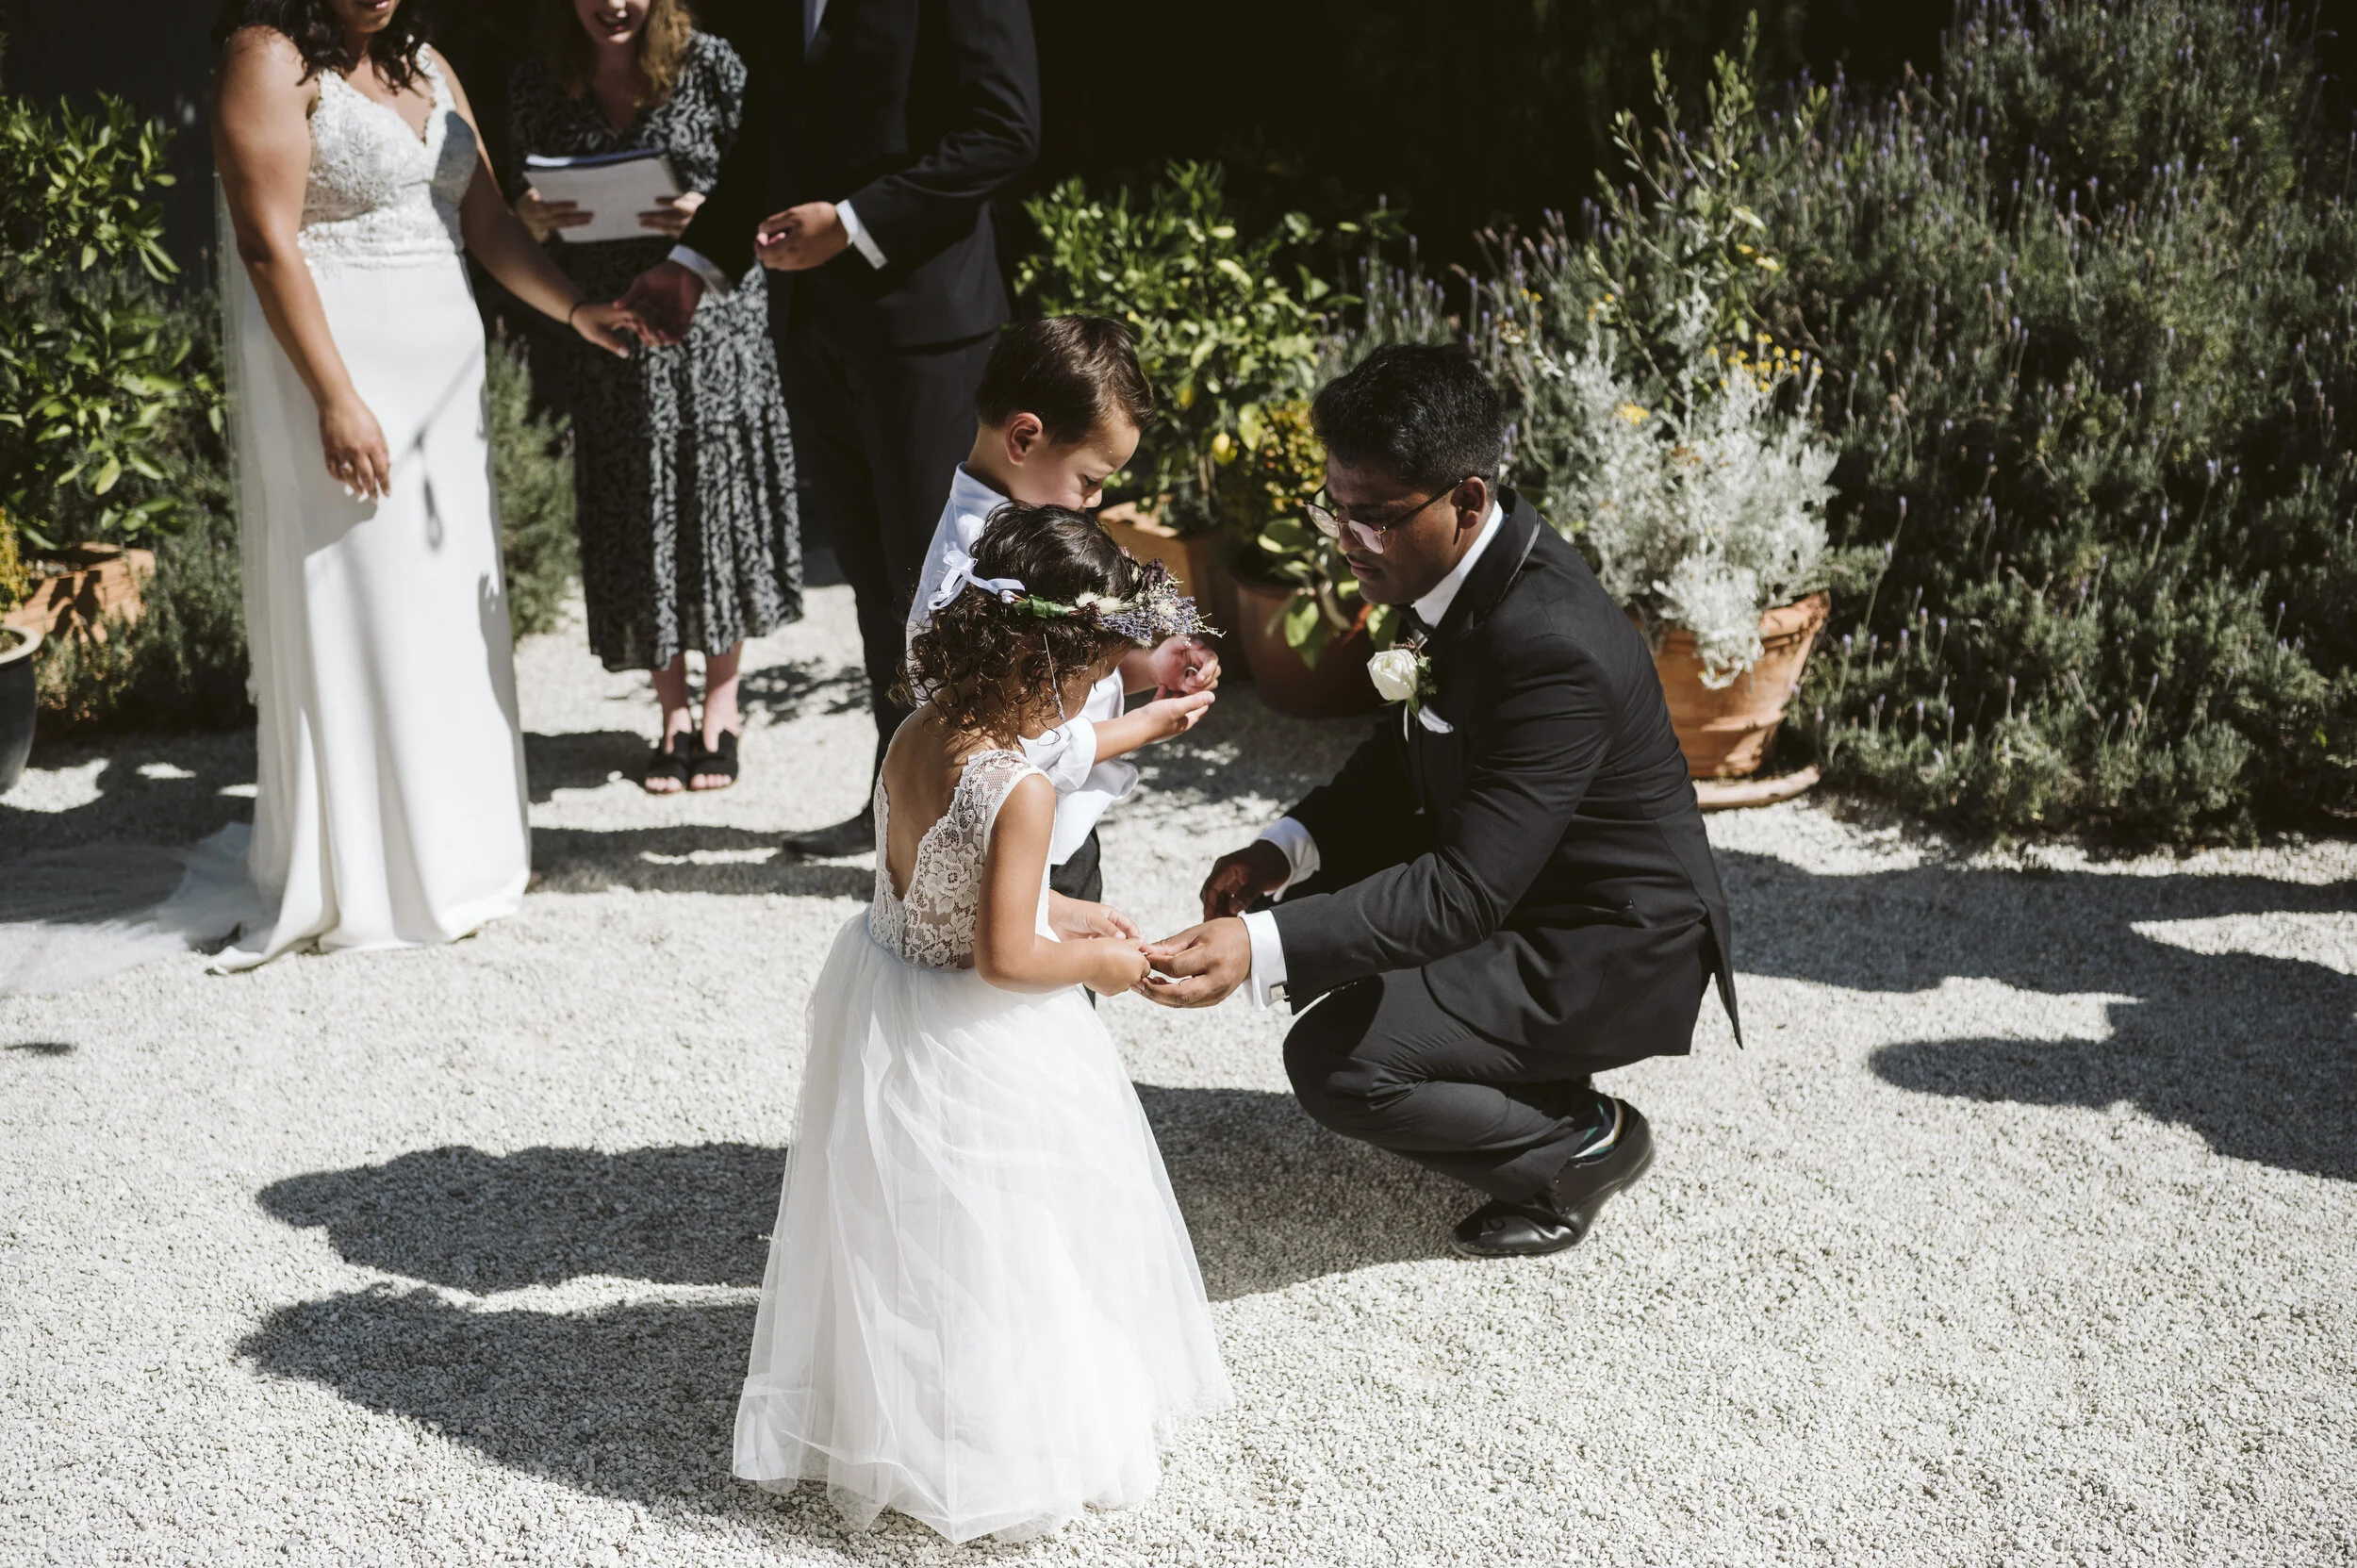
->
[[5, 0, 2349, 286]]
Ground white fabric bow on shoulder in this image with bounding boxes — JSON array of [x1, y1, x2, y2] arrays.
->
[[928, 545, 1028, 612]]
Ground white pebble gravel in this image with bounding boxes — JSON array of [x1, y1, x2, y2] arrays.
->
[[4, 583, 2354, 1566]]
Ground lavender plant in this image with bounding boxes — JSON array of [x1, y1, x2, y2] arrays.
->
[[1755, 0, 2357, 839]]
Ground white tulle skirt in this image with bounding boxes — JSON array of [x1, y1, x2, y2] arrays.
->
[[733, 914, 1232, 1543]]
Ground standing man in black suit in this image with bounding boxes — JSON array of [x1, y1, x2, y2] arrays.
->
[[1141, 345, 1740, 1259], [621, 0, 1041, 856]]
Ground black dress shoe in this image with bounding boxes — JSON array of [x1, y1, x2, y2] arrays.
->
[[1451, 1198, 1583, 1259], [1447, 1098, 1656, 1261], [781, 808, 875, 859], [1546, 1097, 1655, 1238]]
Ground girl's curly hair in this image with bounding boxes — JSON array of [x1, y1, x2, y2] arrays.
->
[[213, 0, 435, 92], [901, 503, 1141, 738]]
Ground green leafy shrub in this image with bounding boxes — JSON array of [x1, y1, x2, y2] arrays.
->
[[1754, 0, 2357, 840], [1391, 0, 2355, 842], [0, 82, 223, 552], [0, 505, 27, 611], [1216, 399, 1393, 666], [1016, 160, 1385, 536], [486, 330, 577, 639], [35, 509, 251, 733]]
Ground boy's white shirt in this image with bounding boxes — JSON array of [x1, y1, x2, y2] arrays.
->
[[906, 466, 1138, 867]]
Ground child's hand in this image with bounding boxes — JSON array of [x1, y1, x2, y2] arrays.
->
[[1146, 635, 1221, 695], [1086, 939, 1152, 997], [1049, 897, 1142, 943], [1135, 688, 1215, 744]]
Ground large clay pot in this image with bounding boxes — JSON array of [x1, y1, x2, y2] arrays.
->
[[3, 542, 156, 643], [1230, 575, 1385, 719], [0, 625, 39, 795], [1096, 501, 1243, 668], [1651, 592, 1830, 779]]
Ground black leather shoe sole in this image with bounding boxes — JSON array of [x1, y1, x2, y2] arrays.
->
[[1548, 1098, 1656, 1239], [781, 810, 876, 859]]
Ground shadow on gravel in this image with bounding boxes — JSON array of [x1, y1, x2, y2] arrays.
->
[[735, 656, 868, 725], [1721, 850, 2357, 1180], [255, 1089, 1448, 1307], [0, 731, 255, 860], [522, 730, 646, 801], [244, 1089, 1445, 1518], [529, 825, 874, 899], [1128, 688, 1368, 817]]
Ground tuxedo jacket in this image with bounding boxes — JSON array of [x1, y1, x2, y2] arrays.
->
[[680, 0, 1040, 347], [1272, 492, 1740, 1053]]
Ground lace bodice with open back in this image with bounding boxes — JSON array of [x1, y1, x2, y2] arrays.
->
[[867, 750, 1043, 971], [299, 55, 474, 272]]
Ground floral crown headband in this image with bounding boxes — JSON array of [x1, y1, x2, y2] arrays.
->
[[928, 546, 1215, 645]]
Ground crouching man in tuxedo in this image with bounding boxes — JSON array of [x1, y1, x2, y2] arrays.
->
[[1140, 345, 1739, 1258]]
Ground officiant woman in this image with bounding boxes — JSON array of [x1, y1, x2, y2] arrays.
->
[[509, 0, 801, 793]]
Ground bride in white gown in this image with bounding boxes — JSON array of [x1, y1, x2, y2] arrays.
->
[[205, 0, 642, 967], [0, 1, 643, 986], [2, 2, 638, 994]]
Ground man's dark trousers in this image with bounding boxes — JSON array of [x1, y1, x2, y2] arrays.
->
[[777, 311, 995, 775], [1046, 827, 1104, 904], [1282, 933, 1714, 1204]]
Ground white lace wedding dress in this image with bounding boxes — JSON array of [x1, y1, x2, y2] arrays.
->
[[733, 750, 1232, 1543], [218, 57, 530, 967], [0, 58, 528, 993]]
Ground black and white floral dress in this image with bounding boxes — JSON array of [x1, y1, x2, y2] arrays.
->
[[507, 33, 799, 672]]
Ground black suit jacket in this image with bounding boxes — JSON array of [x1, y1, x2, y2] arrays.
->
[[680, 0, 1040, 347], [1271, 492, 1741, 1054]]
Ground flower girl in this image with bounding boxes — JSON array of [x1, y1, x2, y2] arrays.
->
[[733, 503, 1233, 1543]]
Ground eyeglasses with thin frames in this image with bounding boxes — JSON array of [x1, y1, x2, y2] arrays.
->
[[1304, 477, 1477, 556]]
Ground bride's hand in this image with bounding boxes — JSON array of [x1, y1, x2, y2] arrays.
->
[[319, 394, 391, 502], [569, 300, 649, 356]]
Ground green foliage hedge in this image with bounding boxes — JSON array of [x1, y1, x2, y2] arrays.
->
[[1356, 0, 2355, 844], [1761, 0, 2357, 840]]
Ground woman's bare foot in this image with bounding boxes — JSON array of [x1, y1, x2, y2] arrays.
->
[[648, 659, 698, 794], [644, 724, 696, 794], [688, 642, 745, 792]]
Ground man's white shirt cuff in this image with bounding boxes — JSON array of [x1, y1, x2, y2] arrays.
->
[[667, 244, 733, 297], [836, 201, 887, 269], [1241, 908, 1288, 1010], [1258, 817, 1320, 893]]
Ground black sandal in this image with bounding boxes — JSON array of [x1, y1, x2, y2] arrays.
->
[[688, 729, 739, 791], [643, 730, 696, 793]]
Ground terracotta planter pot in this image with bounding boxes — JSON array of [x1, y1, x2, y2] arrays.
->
[[1230, 575, 1385, 719], [0, 625, 39, 796], [1650, 592, 1831, 779], [1096, 501, 1244, 670], [3, 543, 156, 643]]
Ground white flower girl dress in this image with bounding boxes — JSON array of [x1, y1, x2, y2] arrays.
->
[[733, 750, 1231, 1543]]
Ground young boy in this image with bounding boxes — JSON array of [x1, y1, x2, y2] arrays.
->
[[906, 315, 1221, 905]]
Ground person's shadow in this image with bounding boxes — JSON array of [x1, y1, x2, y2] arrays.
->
[[1716, 846, 2357, 1181], [239, 1085, 1454, 1517]]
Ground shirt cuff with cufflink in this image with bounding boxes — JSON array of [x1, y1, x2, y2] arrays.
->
[[1238, 817, 1319, 1008]]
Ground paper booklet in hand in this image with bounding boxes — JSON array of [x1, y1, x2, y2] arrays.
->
[[522, 151, 684, 244]]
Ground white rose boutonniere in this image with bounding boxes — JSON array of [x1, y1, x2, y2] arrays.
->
[[1367, 646, 1432, 708]]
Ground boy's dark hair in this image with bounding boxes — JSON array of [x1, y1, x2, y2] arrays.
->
[[1310, 344, 1506, 492], [900, 503, 1142, 736], [975, 316, 1156, 445]]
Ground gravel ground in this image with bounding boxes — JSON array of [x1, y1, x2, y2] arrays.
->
[[4, 581, 2354, 1567]]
